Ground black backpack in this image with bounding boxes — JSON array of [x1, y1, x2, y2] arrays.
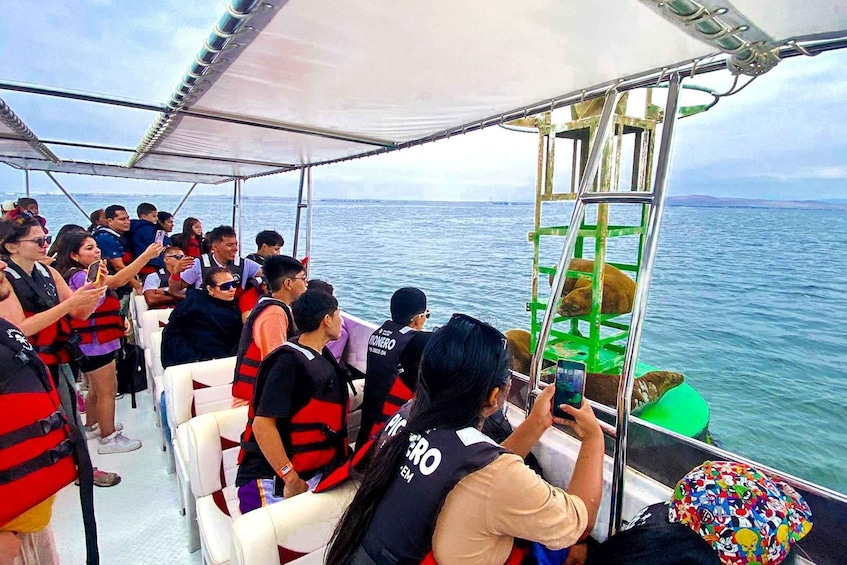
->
[[116, 339, 147, 401]]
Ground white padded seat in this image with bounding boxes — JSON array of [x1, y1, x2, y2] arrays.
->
[[230, 481, 358, 565], [163, 356, 237, 552], [132, 293, 148, 338], [187, 406, 248, 565], [340, 312, 377, 374], [139, 307, 172, 351]]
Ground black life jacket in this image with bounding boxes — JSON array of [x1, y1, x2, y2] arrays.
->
[[232, 297, 298, 402], [92, 227, 134, 296], [65, 268, 125, 345], [4, 260, 72, 367], [359, 321, 418, 445], [238, 341, 349, 478], [356, 418, 507, 565], [200, 252, 246, 299], [0, 317, 77, 527], [154, 267, 169, 289]]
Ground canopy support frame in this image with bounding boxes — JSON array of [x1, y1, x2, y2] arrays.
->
[[173, 182, 199, 216], [43, 172, 90, 222]]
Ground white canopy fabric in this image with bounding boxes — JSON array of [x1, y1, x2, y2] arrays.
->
[[129, 0, 847, 178], [0, 99, 58, 164], [0, 156, 235, 184]]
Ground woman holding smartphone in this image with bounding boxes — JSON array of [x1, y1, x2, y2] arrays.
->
[[327, 314, 605, 565], [55, 232, 162, 456]]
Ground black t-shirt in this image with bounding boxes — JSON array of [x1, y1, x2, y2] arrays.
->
[[236, 340, 346, 485], [397, 331, 431, 391]]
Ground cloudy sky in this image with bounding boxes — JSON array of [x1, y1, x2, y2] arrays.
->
[[1, 1, 845, 202]]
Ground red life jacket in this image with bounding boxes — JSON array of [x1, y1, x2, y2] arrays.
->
[[238, 341, 349, 477], [0, 319, 77, 527], [65, 268, 126, 345], [370, 377, 414, 439], [232, 297, 297, 402], [4, 260, 72, 367]]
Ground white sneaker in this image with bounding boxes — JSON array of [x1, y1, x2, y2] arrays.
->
[[84, 422, 123, 440], [97, 432, 141, 455]]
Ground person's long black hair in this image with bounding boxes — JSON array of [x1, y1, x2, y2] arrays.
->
[[173, 217, 202, 253], [54, 231, 96, 280], [326, 314, 511, 565]]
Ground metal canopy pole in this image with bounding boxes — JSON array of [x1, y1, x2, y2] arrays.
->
[[305, 167, 313, 273], [292, 168, 307, 258], [24, 169, 30, 197], [172, 182, 198, 215], [526, 89, 620, 412], [43, 172, 89, 222], [231, 179, 238, 228], [609, 74, 682, 536], [237, 179, 244, 247]]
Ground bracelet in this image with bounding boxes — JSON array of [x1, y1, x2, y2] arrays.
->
[[277, 463, 294, 478]]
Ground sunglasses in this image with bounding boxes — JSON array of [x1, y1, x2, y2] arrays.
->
[[214, 280, 236, 291], [450, 313, 508, 351], [20, 236, 52, 247], [166, 253, 186, 260]]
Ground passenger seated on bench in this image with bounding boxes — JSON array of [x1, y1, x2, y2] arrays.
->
[[141, 246, 193, 309], [245, 229, 284, 266], [161, 267, 242, 368], [355, 287, 432, 450], [235, 289, 349, 514], [306, 279, 349, 364], [588, 461, 813, 565], [327, 314, 605, 565], [231, 255, 308, 404]]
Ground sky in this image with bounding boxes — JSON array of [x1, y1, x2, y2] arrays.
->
[[0, 1, 845, 202]]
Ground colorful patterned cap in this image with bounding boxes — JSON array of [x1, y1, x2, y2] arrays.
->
[[669, 461, 813, 565]]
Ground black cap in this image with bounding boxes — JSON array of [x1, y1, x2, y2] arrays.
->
[[390, 287, 427, 324]]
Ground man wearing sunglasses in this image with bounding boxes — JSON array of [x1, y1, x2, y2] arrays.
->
[[141, 246, 195, 308], [355, 287, 432, 450]]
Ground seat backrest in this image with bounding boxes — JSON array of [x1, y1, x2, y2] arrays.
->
[[150, 330, 164, 378], [133, 293, 148, 329], [140, 307, 173, 350], [164, 356, 237, 428], [340, 312, 378, 374], [230, 481, 358, 565], [186, 406, 248, 499]]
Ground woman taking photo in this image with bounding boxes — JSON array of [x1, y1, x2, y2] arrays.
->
[[171, 217, 203, 258], [55, 231, 163, 456], [327, 314, 605, 565]]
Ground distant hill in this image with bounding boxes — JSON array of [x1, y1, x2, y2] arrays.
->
[[667, 195, 847, 210]]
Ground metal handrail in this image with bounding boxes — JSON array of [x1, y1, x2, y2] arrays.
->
[[525, 88, 620, 415], [609, 73, 682, 535]]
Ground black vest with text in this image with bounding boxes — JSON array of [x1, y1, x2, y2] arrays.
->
[[358, 417, 507, 564], [200, 252, 246, 294], [360, 321, 418, 437]]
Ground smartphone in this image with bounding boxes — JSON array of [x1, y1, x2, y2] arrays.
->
[[85, 260, 103, 284], [273, 475, 284, 498], [553, 359, 586, 419], [155, 230, 166, 245]]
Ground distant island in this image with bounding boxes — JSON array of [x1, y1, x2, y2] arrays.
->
[[667, 195, 847, 210]]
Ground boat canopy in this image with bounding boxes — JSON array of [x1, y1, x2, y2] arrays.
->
[[2, 0, 847, 182]]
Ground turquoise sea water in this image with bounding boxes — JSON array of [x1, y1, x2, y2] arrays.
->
[[32, 193, 847, 494]]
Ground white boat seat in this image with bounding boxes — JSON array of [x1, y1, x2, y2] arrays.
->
[[340, 312, 377, 375], [164, 356, 237, 552], [230, 481, 358, 565], [187, 406, 248, 565], [139, 307, 172, 351], [132, 293, 148, 338]]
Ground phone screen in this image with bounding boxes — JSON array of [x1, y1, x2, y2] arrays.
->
[[553, 359, 586, 418], [155, 230, 166, 245], [85, 261, 101, 284]]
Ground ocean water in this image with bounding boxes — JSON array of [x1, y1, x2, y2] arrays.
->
[[30, 193, 847, 495]]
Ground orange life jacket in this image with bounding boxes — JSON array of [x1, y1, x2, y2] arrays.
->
[[4, 260, 72, 368], [232, 297, 296, 402], [238, 341, 348, 477], [65, 268, 126, 345], [0, 319, 77, 527]]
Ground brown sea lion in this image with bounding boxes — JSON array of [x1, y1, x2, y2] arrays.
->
[[504, 329, 683, 413], [550, 258, 636, 318]]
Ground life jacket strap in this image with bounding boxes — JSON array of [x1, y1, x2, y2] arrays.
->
[[0, 438, 74, 485], [0, 410, 66, 449]]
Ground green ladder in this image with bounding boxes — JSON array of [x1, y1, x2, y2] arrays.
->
[[526, 97, 661, 374]]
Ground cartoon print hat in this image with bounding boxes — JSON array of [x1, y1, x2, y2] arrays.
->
[[669, 461, 813, 565]]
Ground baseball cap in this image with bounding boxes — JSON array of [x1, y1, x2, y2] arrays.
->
[[1, 200, 16, 213], [390, 287, 427, 324], [669, 461, 813, 565]]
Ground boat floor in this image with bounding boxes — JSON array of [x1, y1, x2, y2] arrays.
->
[[52, 390, 200, 564]]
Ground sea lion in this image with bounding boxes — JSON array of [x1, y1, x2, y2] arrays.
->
[[504, 329, 683, 413], [550, 258, 636, 318]]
